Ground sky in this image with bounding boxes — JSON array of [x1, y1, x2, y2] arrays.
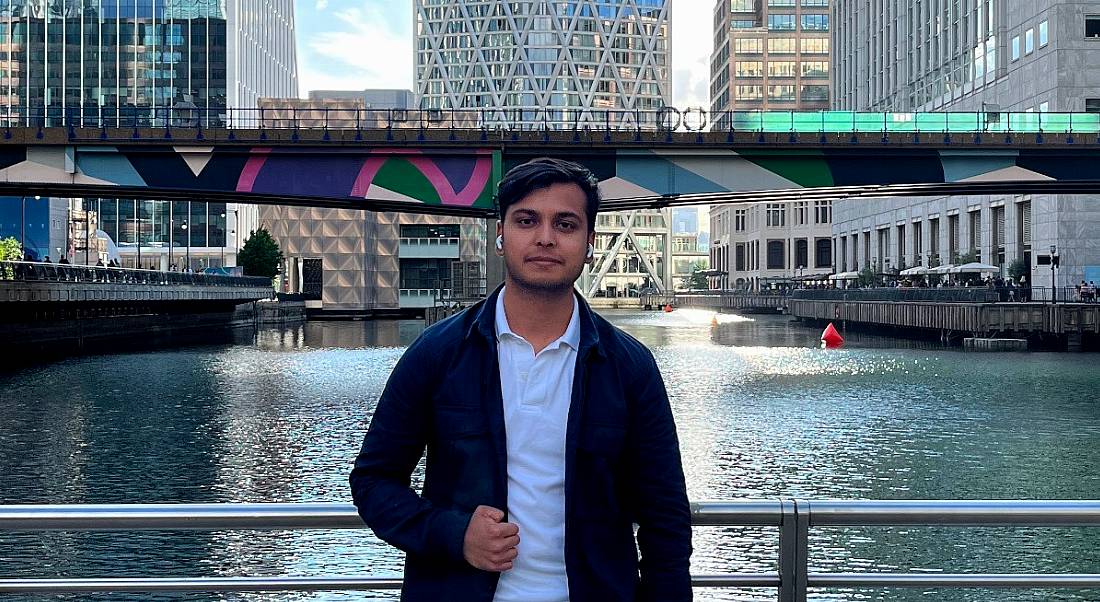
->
[[293, 0, 712, 108]]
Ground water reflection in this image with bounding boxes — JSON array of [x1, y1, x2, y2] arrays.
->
[[2, 310, 1100, 601]]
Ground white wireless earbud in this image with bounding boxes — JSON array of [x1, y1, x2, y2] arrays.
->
[[587, 244, 594, 259], [495, 235, 503, 251]]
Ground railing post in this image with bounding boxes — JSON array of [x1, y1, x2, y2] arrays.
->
[[778, 500, 796, 602], [778, 499, 809, 602]]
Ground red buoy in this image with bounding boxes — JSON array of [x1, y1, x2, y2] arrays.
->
[[663, 304, 673, 313], [821, 322, 844, 348]]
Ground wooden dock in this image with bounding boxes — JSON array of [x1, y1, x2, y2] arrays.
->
[[788, 299, 1100, 349], [641, 293, 788, 313]]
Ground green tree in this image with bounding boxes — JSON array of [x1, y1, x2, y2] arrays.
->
[[0, 236, 21, 279], [238, 228, 283, 279], [680, 260, 709, 290], [0, 236, 21, 262], [1008, 258, 1029, 282], [857, 265, 877, 287]]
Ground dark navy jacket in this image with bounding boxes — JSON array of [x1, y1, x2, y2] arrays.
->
[[349, 287, 692, 602]]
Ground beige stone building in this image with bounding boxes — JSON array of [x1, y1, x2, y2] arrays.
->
[[257, 97, 486, 315]]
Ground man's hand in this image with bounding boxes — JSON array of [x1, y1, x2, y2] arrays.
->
[[463, 505, 520, 572]]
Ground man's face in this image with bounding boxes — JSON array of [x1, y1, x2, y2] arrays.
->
[[498, 182, 594, 294]]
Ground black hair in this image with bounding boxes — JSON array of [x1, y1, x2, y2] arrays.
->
[[495, 158, 601, 232]]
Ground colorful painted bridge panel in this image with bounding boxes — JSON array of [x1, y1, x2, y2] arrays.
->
[[0, 142, 1097, 214]]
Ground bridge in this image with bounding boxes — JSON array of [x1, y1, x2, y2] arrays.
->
[[1, 109, 1100, 217]]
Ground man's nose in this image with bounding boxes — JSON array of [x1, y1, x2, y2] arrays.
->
[[535, 223, 556, 246]]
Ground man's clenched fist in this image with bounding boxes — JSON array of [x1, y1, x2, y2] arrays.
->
[[463, 505, 520, 572]]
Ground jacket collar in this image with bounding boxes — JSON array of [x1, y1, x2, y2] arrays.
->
[[469, 284, 604, 358]]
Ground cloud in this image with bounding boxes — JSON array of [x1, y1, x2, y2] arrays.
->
[[299, 6, 413, 97], [315, 0, 328, 10], [670, 2, 712, 110]]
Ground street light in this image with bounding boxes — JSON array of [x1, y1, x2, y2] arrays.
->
[[219, 211, 226, 267], [1050, 244, 1058, 304], [168, 218, 174, 270], [181, 220, 190, 271]]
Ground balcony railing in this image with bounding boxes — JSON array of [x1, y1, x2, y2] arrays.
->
[[2, 500, 1099, 600]]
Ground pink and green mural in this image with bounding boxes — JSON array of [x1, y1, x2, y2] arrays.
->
[[0, 145, 501, 212]]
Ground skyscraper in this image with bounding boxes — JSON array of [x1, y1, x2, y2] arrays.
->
[[414, 0, 670, 129], [708, 0, 833, 291], [710, 0, 831, 118], [830, 1, 1100, 293], [0, 0, 298, 268]]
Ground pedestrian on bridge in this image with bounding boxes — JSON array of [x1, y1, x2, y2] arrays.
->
[[351, 158, 692, 602]]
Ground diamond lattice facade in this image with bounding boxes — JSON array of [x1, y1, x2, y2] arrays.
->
[[414, 0, 670, 128]]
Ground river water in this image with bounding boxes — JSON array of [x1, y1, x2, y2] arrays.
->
[[2, 309, 1099, 601]]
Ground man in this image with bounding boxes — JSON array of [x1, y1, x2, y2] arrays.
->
[[350, 158, 692, 602]]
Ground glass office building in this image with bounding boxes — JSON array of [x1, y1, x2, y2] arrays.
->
[[0, 0, 298, 268]]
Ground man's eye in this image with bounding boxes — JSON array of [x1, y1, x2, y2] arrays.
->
[[558, 222, 577, 230], [517, 218, 534, 226]]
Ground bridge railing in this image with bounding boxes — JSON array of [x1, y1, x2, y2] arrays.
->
[[5, 107, 1100, 135], [1, 500, 1099, 600], [0, 261, 271, 289]]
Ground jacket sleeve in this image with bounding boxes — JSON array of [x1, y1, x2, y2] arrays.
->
[[349, 335, 472, 564], [627, 349, 693, 601]]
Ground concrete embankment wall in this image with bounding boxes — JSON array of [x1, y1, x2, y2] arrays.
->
[[2, 301, 305, 366]]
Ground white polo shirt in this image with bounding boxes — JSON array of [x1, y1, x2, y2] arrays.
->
[[493, 287, 579, 602]]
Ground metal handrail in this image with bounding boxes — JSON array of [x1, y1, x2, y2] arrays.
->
[[6, 107, 1100, 135], [0, 260, 271, 288], [2, 500, 1099, 599]]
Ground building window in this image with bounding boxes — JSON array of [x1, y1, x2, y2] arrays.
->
[[731, 0, 756, 11], [801, 37, 828, 53], [768, 0, 795, 6], [1011, 36, 1020, 61], [766, 203, 786, 227], [731, 20, 757, 28], [734, 209, 747, 232], [801, 0, 828, 6], [801, 61, 829, 77], [768, 15, 796, 31], [801, 85, 829, 101], [969, 210, 982, 259], [767, 240, 785, 269], [735, 85, 764, 100], [1039, 20, 1049, 47], [815, 238, 832, 268], [1087, 99, 1100, 112], [735, 61, 764, 77], [1039, 101, 1049, 112], [1087, 15, 1100, 38], [800, 14, 829, 31], [767, 61, 797, 77], [735, 244, 746, 271], [768, 85, 796, 101], [794, 201, 808, 226], [814, 200, 831, 224], [735, 38, 764, 53], [1025, 28, 1035, 54], [768, 38, 796, 53], [795, 239, 809, 269]]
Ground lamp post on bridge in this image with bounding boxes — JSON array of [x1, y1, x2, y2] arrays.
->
[[181, 221, 190, 271], [1050, 244, 1058, 304]]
